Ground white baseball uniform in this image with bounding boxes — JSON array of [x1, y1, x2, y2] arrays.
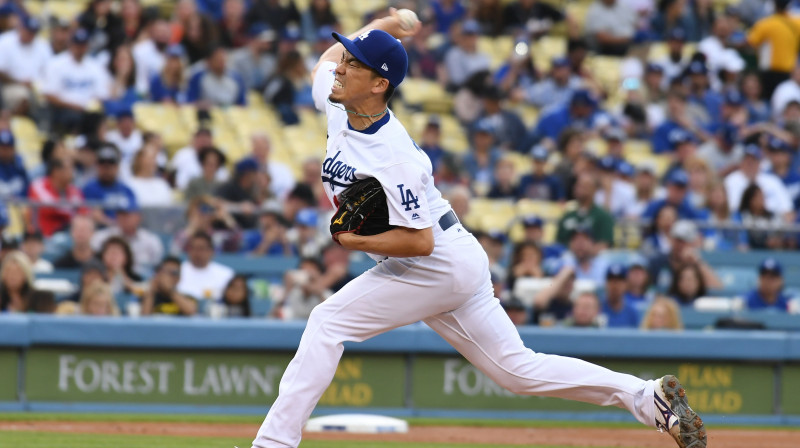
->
[[251, 61, 658, 448]]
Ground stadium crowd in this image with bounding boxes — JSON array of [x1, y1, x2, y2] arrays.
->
[[0, 0, 799, 328]]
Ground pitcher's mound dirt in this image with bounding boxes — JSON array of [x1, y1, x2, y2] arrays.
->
[[0, 420, 796, 447]]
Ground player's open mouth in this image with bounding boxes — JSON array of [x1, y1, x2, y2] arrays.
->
[[333, 79, 343, 91]]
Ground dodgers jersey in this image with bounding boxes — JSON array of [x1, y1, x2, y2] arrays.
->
[[312, 62, 452, 249]]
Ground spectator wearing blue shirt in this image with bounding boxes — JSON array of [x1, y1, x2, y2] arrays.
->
[[660, 128, 698, 183], [685, 60, 724, 129], [624, 260, 654, 313], [766, 138, 800, 207], [149, 45, 187, 103], [418, 116, 448, 173], [430, 0, 467, 33], [81, 143, 138, 225], [651, 90, 710, 154], [602, 264, 640, 328], [532, 89, 609, 143], [517, 145, 565, 201], [462, 119, 503, 187], [520, 215, 564, 262], [476, 86, 527, 152], [0, 130, 28, 198], [745, 258, 791, 311], [642, 170, 705, 221], [523, 57, 582, 110], [560, 224, 609, 286], [186, 46, 247, 107]]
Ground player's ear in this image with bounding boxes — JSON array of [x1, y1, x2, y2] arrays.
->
[[371, 77, 389, 96]]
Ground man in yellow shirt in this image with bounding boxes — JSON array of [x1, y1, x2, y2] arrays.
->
[[747, 0, 800, 99]]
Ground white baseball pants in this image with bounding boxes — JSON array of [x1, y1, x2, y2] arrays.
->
[[252, 226, 656, 448]]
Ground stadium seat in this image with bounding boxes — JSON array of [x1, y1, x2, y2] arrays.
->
[[132, 103, 189, 153], [516, 199, 564, 220], [626, 152, 671, 176], [11, 116, 43, 166], [400, 78, 453, 113], [463, 199, 515, 230], [623, 139, 653, 157], [712, 267, 758, 296], [46, 0, 85, 21]]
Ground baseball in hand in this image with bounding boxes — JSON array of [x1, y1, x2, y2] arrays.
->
[[396, 9, 419, 31]]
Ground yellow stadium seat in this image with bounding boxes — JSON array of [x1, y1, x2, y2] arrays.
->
[[479, 210, 516, 233], [585, 56, 623, 93], [623, 139, 653, 156], [400, 78, 453, 112], [505, 152, 532, 178], [514, 104, 540, 128], [10, 117, 42, 163], [585, 137, 608, 157], [132, 103, 189, 153], [464, 198, 515, 230], [4, 203, 25, 237], [516, 199, 564, 220], [626, 152, 672, 177], [348, 0, 389, 17], [565, 2, 590, 31]]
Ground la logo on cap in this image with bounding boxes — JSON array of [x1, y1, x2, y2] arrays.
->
[[381, 63, 388, 71], [358, 30, 371, 41]]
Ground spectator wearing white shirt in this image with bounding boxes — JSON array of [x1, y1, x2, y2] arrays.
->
[[248, 133, 295, 200], [177, 231, 234, 302], [171, 128, 229, 190], [90, 201, 164, 276], [127, 143, 173, 208], [594, 156, 636, 217], [132, 18, 172, 95], [698, 16, 743, 90], [443, 20, 491, 89], [0, 16, 52, 114], [725, 144, 794, 221], [105, 110, 143, 178], [584, 0, 637, 56], [41, 28, 111, 135], [771, 64, 800, 119]]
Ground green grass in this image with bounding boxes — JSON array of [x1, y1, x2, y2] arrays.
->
[[0, 431, 603, 448]]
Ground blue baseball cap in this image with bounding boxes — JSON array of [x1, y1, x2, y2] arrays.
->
[[487, 230, 507, 243], [22, 15, 41, 32], [333, 29, 409, 88], [597, 155, 617, 171], [666, 169, 689, 187], [530, 145, 549, 161], [667, 27, 687, 41], [116, 199, 140, 213], [687, 60, 708, 76], [720, 123, 738, 145], [0, 129, 15, 147], [668, 128, 693, 146], [743, 144, 762, 159], [248, 23, 275, 40], [473, 118, 495, 134], [462, 19, 481, 35], [165, 44, 185, 58], [571, 89, 596, 107], [617, 160, 635, 177], [235, 158, 259, 174], [295, 208, 318, 227], [571, 223, 595, 240], [606, 263, 628, 279], [724, 90, 745, 106], [646, 62, 664, 74], [522, 215, 543, 227], [317, 25, 335, 42], [282, 26, 302, 42], [759, 258, 783, 276], [0, 202, 8, 228], [768, 137, 792, 153], [552, 57, 570, 68], [72, 28, 91, 44]]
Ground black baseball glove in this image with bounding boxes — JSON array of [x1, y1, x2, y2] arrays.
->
[[330, 177, 395, 243]]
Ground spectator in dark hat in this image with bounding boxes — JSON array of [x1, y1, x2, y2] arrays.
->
[[41, 28, 111, 135], [81, 142, 138, 226], [643, 62, 666, 104], [659, 128, 698, 181], [561, 223, 609, 285], [655, 28, 689, 86], [602, 264, 640, 327], [20, 230, 52, 274], [501, 297, 529, 326], [215, 158, 262, 229], [0, 14, 52, 115], [230, 23, 277, 91], [418, 115, 449, 173], [745, 258, 792, 311], [517, 145, 565, 201], [533, 89, 608, 144], [625, 258, 654, 311], [476, 85, 527, 152], [556, 173, 615, 247], [642, 169, 704, 221], [0, 129, 29, 199], [523, 56, 582, 109], [463, 119, 503, 186]]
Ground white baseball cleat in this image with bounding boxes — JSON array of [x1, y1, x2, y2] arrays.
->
[[654, 375, 707, 448]]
